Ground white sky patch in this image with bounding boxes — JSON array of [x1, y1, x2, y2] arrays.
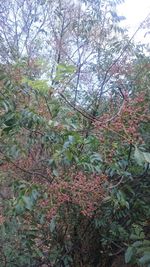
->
[[117, 0, 150, 43]]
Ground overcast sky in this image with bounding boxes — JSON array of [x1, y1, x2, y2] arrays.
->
[[117, 0, 150, 43]]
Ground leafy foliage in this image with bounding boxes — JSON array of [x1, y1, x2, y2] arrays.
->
[[0, 0, 150, 267]]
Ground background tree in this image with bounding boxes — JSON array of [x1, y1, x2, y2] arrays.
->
[[0, 0, 150, 266]]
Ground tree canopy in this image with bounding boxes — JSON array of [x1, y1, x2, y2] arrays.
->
[[0, 0, 150, 266]]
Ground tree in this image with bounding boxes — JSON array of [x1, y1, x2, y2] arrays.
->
[[0, 0, 150, 266]]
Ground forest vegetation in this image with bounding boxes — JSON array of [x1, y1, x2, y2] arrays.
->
[[0, 0, 150, 266]]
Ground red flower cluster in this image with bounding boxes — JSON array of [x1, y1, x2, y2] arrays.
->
[[94, 92, 149, 162], [40, 172, 107, 220], [95, 92, 149, 144]]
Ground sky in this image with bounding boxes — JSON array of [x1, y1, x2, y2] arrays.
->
[[117, 0, 150, 43]]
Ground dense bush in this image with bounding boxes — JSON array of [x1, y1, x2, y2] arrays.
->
[[0, 0, 150, 266]]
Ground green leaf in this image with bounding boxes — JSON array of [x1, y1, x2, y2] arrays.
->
[[15, 199, 25, 214], [53, 169, 59, 177], [132, 241, 143, 247], [65, 150, 73, 161], [134, 146, 150, 165], [90, 152, 102, 163], [35, 248, 44, 258], [139, 253, 150, 265], [49, 217, 56, 233], [143, 152, 150, 163], [22, 77, 49, 92], [2, 126, 14, 134], [31, 189, 39, 201], [22, 196, 33, 210], [134, 146, 145, 165], [125, 246, 134, 263], [55, 63, 76, 81]]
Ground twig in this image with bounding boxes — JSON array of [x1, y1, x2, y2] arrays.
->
[[109, 176, 124, 189], [0, 150, 53, 183]]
